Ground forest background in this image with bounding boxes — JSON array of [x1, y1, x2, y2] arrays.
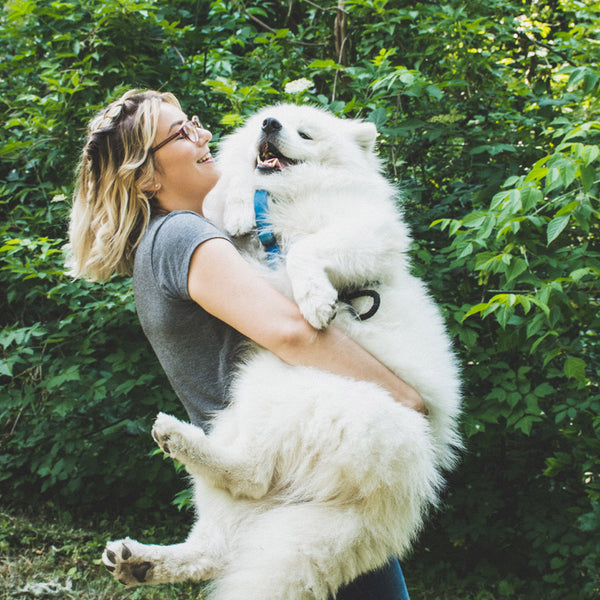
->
[[1, 0, 599, 598]]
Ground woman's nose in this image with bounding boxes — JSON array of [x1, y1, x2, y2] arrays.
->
[[198, 127, 212, 145]]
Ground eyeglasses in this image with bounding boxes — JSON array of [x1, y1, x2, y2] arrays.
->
[[150, 115, 203, 153]]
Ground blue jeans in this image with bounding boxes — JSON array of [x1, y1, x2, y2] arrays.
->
[[334, 558, 410, 600]]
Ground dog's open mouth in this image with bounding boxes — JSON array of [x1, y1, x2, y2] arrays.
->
[[256, 142, 297, 173]]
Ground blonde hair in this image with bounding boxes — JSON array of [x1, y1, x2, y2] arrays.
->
[[67, 89, 180, 281]]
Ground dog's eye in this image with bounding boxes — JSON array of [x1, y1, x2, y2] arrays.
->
[[298, 131, 312, 140]]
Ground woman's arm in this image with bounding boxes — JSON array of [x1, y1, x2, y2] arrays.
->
[[188, 238, 426, 415]]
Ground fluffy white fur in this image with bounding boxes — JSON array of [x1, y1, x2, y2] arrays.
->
[[103, 104, 462, 599]]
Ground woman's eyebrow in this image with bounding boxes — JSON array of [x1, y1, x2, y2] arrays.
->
[[168, 119, 185, 132]]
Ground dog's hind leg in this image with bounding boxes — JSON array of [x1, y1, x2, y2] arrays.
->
[[151, 413, 272, 499], [212, 505, 386, 600], [102, 535, 222, 587]]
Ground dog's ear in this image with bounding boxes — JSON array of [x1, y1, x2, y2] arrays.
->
[[350, 121, 378, 153]]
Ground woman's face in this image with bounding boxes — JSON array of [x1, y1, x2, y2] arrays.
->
[[151, 101, 219, 215]]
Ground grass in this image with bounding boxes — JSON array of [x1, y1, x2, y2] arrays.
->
[[0, 508, 205, 600], [0, 506, 517, 600]]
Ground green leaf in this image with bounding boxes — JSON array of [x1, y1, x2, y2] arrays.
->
[[534, 383, 555, 398], [462, 211, 487, 228], [496, 304, 514, 329], [563, 356, 587, 381], [519, 186, 543, 211], [580, 164, 595, 192], [503, 175, 522, 188], [542, 348, 562, 368], [526, 313, 546, 338], [457, 242, 474, 258], [309, 59, 343, 70], [461, 303, 488, 321], [514, 415, 542, 436], [547, 215, 570, 245], [504, 257, 527, 284], [555, 200, 579, 217], [530, 330, 557, 354], [582, 144, 599, 165], [517, 295, 531, 314], [529, 296, 550, 317], [491, 188, 520, 211], [570, 267, 593, 282], [0, 359, 13, 377]]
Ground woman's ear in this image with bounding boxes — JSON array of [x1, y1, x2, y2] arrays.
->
[[142, 182, 161, 195]]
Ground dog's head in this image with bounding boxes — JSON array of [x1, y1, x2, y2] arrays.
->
[[218, 104, 381, 176]]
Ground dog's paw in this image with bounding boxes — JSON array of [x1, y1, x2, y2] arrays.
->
[[297, 283, 339, 329], [222, 196, 256, 237], [152, 412, 205, 464], [286, 246, 338, 329], [102, 539, 153, 586]]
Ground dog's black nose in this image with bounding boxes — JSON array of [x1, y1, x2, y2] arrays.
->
[[262, 118, 282, 134]]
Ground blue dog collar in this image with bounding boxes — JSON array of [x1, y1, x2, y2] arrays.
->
[[254, 189, 281, 263]]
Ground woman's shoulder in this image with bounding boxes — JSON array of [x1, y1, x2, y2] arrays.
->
[[148, 210, 228, 246], [154, 209, 219, 232], [135, 211, 230, 299]]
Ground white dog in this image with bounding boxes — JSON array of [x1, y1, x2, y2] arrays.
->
[[102, 104, 462, 599]]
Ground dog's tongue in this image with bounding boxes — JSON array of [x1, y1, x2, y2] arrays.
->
[[257, 157, 282, 171]]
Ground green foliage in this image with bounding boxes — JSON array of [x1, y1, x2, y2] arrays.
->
[[1, 0, 599, 597], [0, 213, 184, 511], [425, 117, 600, 596]]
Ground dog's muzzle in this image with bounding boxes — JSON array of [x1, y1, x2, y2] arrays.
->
[[256, 119, 297, 172]]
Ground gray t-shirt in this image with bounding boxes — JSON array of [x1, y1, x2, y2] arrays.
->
[[133, 210, 245, 430]]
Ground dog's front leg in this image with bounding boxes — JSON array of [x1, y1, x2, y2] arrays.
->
[[151, 413, 271, 499], [286, 222, 402, 329], [286, 237, 341, 329]]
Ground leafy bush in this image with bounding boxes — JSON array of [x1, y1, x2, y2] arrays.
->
[[1, 0, 598, 597], [424, 121, 600, 597]]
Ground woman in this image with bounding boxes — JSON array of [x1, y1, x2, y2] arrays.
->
[[69, 89, 424, 599]]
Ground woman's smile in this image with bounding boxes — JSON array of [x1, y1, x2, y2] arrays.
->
[[197, 151, 214, 165]]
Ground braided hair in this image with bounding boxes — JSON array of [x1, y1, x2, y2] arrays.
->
[[68, 89, 179, 280]]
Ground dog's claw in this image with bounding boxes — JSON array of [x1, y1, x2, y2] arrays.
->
[[121, 544, 132, 560]]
